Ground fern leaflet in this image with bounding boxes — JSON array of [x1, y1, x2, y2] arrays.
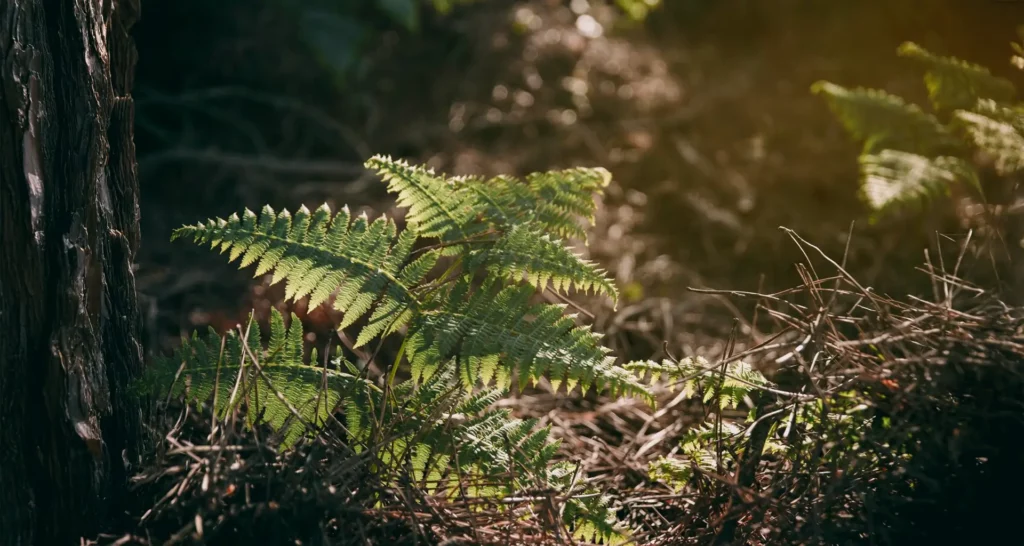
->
[[859, 150, 979, 213], [954, 108, 1024, 175], [463, 224, 618, 301], [140, 309, 373, 450], [812, 81, 958, 155], [898, 41, 1016, 112], [409, 279, 649, 401], [366, 154, 480, 241]]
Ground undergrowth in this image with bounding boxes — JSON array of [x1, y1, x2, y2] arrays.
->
[[813, 37, 1023, 218], [128, 32, 1024, 546]]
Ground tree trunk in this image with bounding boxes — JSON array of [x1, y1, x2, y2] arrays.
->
[[0, 1, 143, 543]]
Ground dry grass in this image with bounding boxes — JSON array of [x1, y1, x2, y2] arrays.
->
[[103, 226, 1024, 546]]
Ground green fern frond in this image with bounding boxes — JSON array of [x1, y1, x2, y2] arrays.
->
[[650, 420, 748, 492], [816, 42, 1024, 214], [954, 108, 1024, 175], [162, 156, 635, 540], [564, 495, 629, 546], [627, 357, 768, 410], [172, 204, 434, 343], [898, 41, 1016, 111], [365, 154, 480, 240], [649, 456, 694, 490], [464, 224, 618, 302], [812, 81, 958, 154], [859, 150, 979, 213], [545, 461, 630, 545], [349, 365, 565, 495], [409, 279, 650, 402], [140, 309, 373, 450], [526, 167, 611, 239], [681, 420, 745, 456], [454, 166, 611, 242], [715, 360, 770, 410]]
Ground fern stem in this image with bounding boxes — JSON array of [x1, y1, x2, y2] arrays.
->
[[411, 232, 498, 257], [387, 336, 408, 390], [415, 256, 465, 298]]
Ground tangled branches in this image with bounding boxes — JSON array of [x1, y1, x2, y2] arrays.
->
[[647, 229, 1024, 545]]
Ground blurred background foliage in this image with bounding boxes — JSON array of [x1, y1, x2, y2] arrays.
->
[[133, 0, 1021, 353]]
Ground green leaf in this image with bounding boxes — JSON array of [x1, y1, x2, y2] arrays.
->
[[954, 106, 1024, 175], [464, 224, 618, 303], [812, 81, 958, 155], [898, 41, 1016, 111], [859, 150, 979, 214]]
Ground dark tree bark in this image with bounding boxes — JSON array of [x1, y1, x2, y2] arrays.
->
[[0, 1, 143, 543]]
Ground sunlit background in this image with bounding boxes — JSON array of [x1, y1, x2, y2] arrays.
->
[[132, 0, 1022, 357]]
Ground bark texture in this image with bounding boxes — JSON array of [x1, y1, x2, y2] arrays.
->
[[0, 0, 143, 543]]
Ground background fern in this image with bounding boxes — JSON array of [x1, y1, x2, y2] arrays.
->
[[813, 40, 1021, 216], [626, 357, 776, 489]]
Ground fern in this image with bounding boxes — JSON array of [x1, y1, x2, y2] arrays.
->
[[140, 308, 374, 450], [174, 204, 432, 335], [365, 156, 480, 241], [897, 41, 1016, 112], [811, 81, 957, 155], [144, 155, 640, 540], [627, 357, 781, 491], [342, 364, 560, 492], [463, 224, 616, 299], [859, 150, 979, 212], [452, 167, 611, 242], [626, 356, 769, 410], [408, 279, 645, 399], [815, 41, 1024, 215], [954, 108, 1024, 175]]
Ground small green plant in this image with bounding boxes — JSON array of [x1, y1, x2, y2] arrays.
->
[[813, 39, 1023, 216], [141, 155, 647, 543], [627, 356, 778, 487]]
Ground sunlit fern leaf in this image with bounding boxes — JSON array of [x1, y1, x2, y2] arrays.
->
[[898, 42, 1016, 112], [140, 309, 374, 451], [627, 357, 769, 410], [716, 360, 770, 410], [526, 166, 611, 240], [454, 166, 611, 242], [365, 154, 480, 240], [172, 204, 433, 346], [812, 81, 959, 155], [567, 499, 630, 546], [646, 419, 747, 489], [352, 366, 565, 497], [649, 456, 694, 491], [547, 462, 630, 546], [408, 279, 651, 402], [681, 420, 745, 457], [464, 224, 618, 303], [626, 356, 710, 399], [954, 108, 1024, 175], [859, 150, 978, 214]]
